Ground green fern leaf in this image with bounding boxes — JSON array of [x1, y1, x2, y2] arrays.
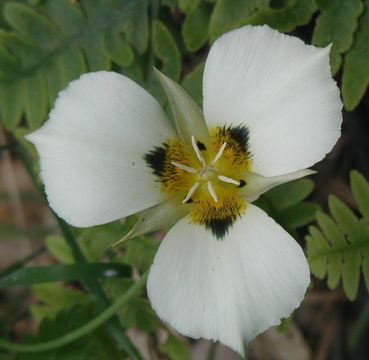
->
[[4, 3, 60, 47], [342, 0, 369, 111], [306, 226, 329, 279], [0, 76, 25, 130], [306, 172, 369, 300], [351, 170, 369, 221], [209, 0, 268, 41], [181, 61, 205, 106], [182, 1, 212, 52], [179, 0, 200, 14], [24, 70, 48, 129], [152, 20, 181, 81], [0, 0, 145, 130], [312, 0, 364, 75], [329, 195, 359, 235], [121, 0, 149, 54], [248, 0, 316, 32], [105, 27, 134, 68]]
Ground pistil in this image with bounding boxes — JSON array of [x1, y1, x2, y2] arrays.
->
[[145, 127, 252, 238], [175, 136, 243, 203]]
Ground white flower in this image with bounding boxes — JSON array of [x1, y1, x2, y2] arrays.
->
[[27, 25, 342, 355]]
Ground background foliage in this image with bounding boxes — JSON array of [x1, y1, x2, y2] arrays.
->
[[0, 0, 369, 359]]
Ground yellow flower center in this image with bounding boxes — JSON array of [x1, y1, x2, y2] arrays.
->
[[145, 125, 252, 238]]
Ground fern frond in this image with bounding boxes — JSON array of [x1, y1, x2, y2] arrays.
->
[[0, 0, 148, 130], [306, 170, 369, 300]]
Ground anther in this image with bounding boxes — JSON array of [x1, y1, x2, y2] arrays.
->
[[183, 182, 200, 203], [207, 181, 218, 202], [212, 142, 227, 165], [218, 175, 240, 186], [191, 135, 206, 166], [171, 161, 197, 173]]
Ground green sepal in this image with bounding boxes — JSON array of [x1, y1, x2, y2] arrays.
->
[[240, 169, 316, 202], [153, 67, 211, 148], [112, 197, 191, 247]]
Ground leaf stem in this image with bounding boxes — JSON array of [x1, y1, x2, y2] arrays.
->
[[0, 246, 46, 278], [206, 341, 218, 360], [349, 302, 369, 354], [0, 270, 149, 352], [16, 144, 143, 360], [0, 143, 16, 152]]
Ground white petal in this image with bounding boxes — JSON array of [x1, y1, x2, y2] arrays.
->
[[147, 204, 310, 355], [27, 71, 175, 227], [203, 25, 342, 176]]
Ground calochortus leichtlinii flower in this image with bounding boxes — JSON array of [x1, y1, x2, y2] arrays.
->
[[27, 25, 342, 355]]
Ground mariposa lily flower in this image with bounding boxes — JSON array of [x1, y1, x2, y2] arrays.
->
[[27, 25, 342, 355]]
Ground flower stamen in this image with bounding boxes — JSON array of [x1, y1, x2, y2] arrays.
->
[[191, 135, 206, 166], [212, 142, 227, 165], [171, 161, 198, 173], [207, 181, 218, 202], [217, 175, 240, 186], [183, 182, 200, 203]]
